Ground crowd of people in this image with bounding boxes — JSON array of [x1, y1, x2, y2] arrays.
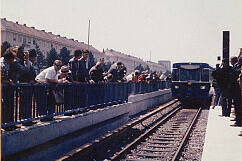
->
[[1, 46, 170, 87], [1, 46, 171, 122], [212, 55, 242, 128]]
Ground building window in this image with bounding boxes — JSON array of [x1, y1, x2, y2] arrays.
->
[[23, 36, 26, 44], [28, 37, 31, 44], [18, 35, 22, 42], [38, 39, 41, 46], [13, 34, 17, 41], [51, 43, 53, 48], [33, 40, 36, 45]]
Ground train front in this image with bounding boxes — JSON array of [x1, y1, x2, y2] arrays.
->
[[171, 63, 212, 106]]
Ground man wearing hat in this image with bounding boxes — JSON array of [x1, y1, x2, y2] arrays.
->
[[58, 65, 73, 83]]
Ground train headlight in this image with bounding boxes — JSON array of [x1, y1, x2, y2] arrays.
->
[[174, 85, 179, 89], [200, 86, 206, 89]]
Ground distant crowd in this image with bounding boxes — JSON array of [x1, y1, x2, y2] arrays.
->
[[212, 54, 242, 128], [1, 46, 171, 86]]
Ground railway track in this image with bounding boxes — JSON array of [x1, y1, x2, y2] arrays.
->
[[118, 108, 202, 161], [57, 99, 181, 161]]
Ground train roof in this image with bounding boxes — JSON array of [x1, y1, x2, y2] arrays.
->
[[172, 62, 212, 69]]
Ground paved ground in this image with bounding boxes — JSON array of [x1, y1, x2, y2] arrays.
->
[[202, 106, 242, 161]]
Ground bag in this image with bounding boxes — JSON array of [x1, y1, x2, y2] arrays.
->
[[52, 89, 64, 105]]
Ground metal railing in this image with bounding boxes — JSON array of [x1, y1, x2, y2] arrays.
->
[[1, 81, 170, 128], [127, 81, 170, 95]]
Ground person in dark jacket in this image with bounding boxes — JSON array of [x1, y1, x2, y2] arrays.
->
[[3, 48, 32, 120], [78, 49, 89, 82], [212, 64, 221, 108], [230, 56, 241, 126], [19, 49, 37, 84], [69, 49, 82, 82], [89, 62, 104, 83], [4, 48, 29, 84], [108, 61, 126, 82], [213, 59, 233, 117]]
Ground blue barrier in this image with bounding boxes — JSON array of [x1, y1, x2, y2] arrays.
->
[[127, 81, 169, 95], [1, 81, 170, 128]]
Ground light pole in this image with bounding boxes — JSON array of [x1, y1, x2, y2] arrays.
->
[[88, 20, 90, 51]]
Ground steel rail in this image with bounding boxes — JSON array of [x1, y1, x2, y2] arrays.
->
[[110, 106, 182, 161], [57, 99, 179, 161], [171, 107, 202, 161]]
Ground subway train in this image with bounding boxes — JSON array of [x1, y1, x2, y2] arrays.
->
[[171, 62, 213, 107]]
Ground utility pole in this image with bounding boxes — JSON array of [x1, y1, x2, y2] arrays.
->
[[87, 20, 90, 68], [88, 20, 90, 51], [149, 51, 151, 62]]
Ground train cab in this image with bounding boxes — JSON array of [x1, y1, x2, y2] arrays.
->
[[171, 63, 213, 106]]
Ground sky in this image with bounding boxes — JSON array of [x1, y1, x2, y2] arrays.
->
[[1, 0, 242, 67]]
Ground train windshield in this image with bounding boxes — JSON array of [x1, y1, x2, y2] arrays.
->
[[179, 69, 200, 81], [172, 68, 210, 82], [201, 69, 209, 81]]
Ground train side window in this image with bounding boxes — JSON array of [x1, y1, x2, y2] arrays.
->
[[201, 69, 209, 81], [172, 69, 179, 81]]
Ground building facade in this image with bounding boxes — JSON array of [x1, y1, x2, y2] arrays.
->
[[1, 18, 170, 74], [104, 49, 168, 74], [158, 60, 171, 72], [1, 18, 105, 61]]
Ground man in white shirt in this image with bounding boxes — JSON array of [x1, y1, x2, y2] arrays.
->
[[35, 60, 62, 83], [36, 60, 63, 121]]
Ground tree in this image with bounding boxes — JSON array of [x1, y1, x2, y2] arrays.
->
[[88, 51, 96, 70], [59, 47, 71, 65], [46, 48, 59, 67], [35, 43, 46, 72], [103, 61, 112, 72], [135, 64, 145, 72], [165, 70, 171, 76], [144, 65, 150, 72], [1, 41, 11, 56]]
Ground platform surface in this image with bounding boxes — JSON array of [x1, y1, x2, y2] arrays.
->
[[202, 106, 242, 161]]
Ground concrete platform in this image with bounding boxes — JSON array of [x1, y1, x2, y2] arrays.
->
[[202, 106, 242, 161]]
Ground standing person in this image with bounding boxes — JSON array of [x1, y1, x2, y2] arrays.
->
[[69, 49, 82, 82], [230, 56, 241, 126], [132, 70, 139, 82], [1, 48, 18, 123], [89, 62, 105, 84], [138, 71, 146, 82], [108, 62, 120, 82], [108, 61, 125, 82], [35, 60, 62, 83], [4, 48, 29, 84], [214, 59, 233, 117], [19, 49, 37, 84], [160, 72, 166, 81], [1, 48, 13, 85], [212, 64, 222, 108], [16, 46, 26, 66], [58, 65, 73, 83], [18, 49, 37, 121], [238, 56, 242, 135], [28, 49, 38, 78], [35, 60, 62, 121], [78, 49, 89, 83], [118, 64, 127, 82], [239, 56, 242, 128], [2, 48, 32, 121]]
